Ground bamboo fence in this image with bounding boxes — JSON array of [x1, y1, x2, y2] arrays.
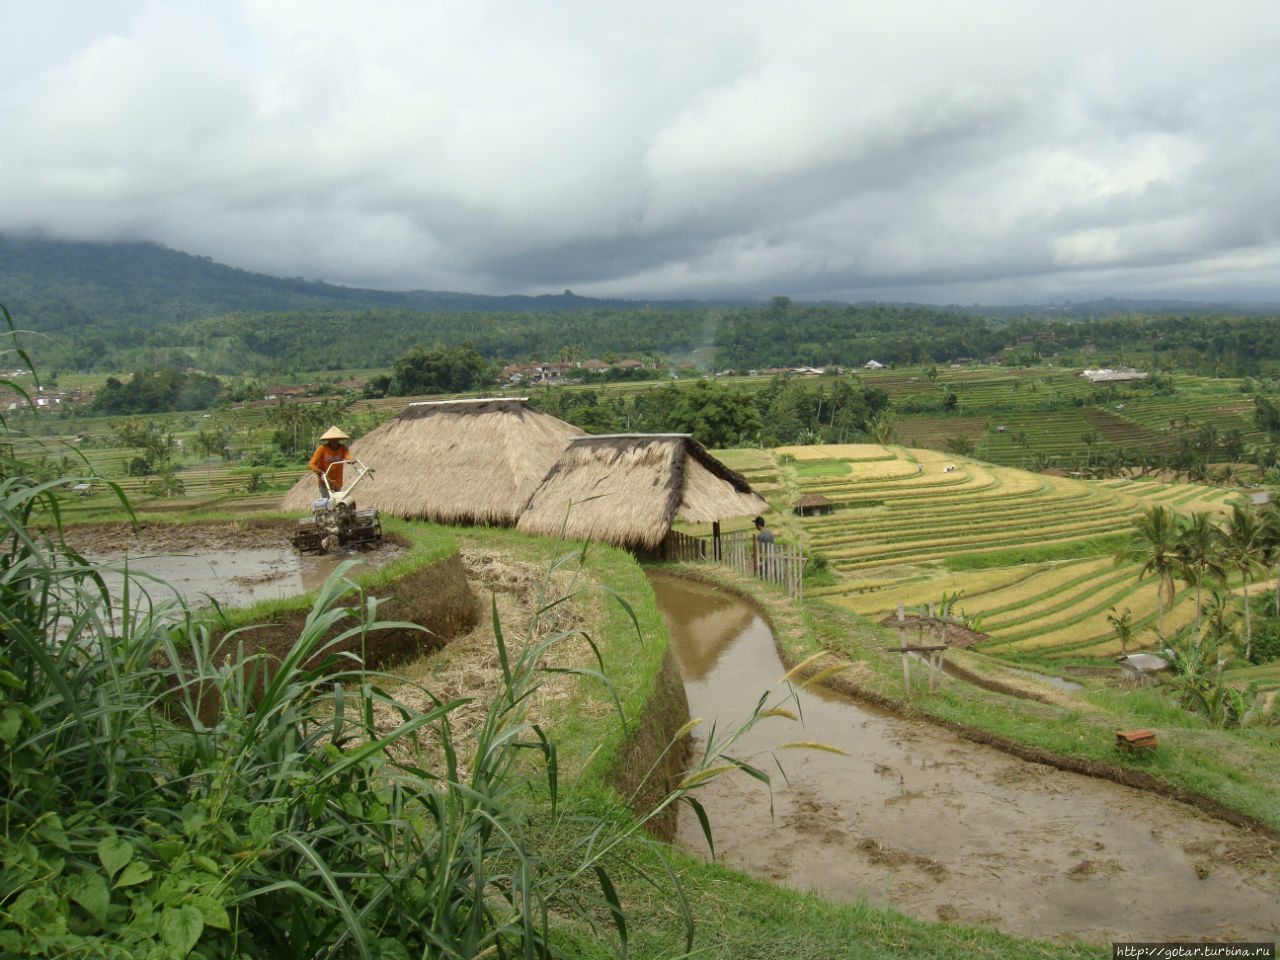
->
[[662, 528, 807, 600]]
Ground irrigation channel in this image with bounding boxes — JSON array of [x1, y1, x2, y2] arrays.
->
[[647, 571, 1280, 945]]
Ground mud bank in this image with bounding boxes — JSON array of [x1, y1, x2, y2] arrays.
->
[[611, 648, 692, 842], [649, 571, 1280, 943]]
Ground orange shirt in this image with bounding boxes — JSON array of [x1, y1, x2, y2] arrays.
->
[[309, 443, 350, 489]]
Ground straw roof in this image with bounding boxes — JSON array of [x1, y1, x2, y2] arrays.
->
[[279, 398, 584, 524], [516, 434, 766, 549], [794, 493, 834, 509]]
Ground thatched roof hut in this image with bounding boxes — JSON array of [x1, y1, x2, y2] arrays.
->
[[279, 398, 584, 524], [793, 492, 834, 516], [516, 434, 766, 550]]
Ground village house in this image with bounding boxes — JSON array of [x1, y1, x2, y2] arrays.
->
[[1082, 368, 1148, 384]]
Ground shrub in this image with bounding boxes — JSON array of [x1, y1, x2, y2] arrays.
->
[[1248, 616, 1280, 665]]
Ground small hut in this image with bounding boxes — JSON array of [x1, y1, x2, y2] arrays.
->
[[279, 398, 583, 525], [1116, 653, 1171, 687], [516, 434, 766, 553], [793, 493, 834, 517]]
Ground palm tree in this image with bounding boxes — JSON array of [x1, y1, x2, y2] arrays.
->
[[1259, 503, 1280, 619], [868, 411, 896, 444], [1200, 590, 1238, 649], [1116, 505, 1183, 641], [1196, 421, 1219, 469], [1174, 511, 1226, 640], [1220, 504, 1268, 660], [1106, 606, 1136, 657]]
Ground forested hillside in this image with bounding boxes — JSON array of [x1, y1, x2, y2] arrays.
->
[[5, 235, 1280, 379]]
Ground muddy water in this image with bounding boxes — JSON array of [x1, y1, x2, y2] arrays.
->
[[649, 573, 1280, 944], [86, 548, 378, 610], [76, 525, 401, 612]]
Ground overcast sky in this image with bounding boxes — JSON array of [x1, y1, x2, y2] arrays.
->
[[3, 1, 1279, 304]]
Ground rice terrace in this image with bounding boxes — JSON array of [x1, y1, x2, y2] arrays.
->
[[743, 442, 1240, 660], [9, 1, 1280, 950], [6, 281, 1280, 956]]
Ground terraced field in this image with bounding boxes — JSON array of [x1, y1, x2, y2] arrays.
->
[[740, 444, 1262, 665]]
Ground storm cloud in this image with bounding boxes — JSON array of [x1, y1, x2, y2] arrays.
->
[[2, 0, 1278, 303]]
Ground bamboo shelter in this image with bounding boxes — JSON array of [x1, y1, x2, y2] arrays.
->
[[279, 398, 584, 525], [516, 434, 766, 552], [793, 492, 834, 516]]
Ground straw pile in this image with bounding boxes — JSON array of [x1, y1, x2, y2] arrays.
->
[[517, 434, 766, 549], [278, 398, 583, 524]]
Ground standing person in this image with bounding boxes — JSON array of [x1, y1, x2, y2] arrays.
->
[[754, 515, 775, 580], [309, 426, 350, 498], [753, 515, 774, 547]]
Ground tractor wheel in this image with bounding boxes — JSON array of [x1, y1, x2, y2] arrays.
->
[[291, 519, 325, 554]]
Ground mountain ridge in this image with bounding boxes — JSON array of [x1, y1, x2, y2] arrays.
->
[[3, 234, 1278, 330]]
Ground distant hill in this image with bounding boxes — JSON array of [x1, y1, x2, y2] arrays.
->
[[4, 234, 1278, 379], [969, 296, 1280, 319], [0, 233, 753, 331], [4, 234, 1276, 332]]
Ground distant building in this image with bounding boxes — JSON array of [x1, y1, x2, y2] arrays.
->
[[1082, 368, 1148, 384], [863, 359, 885, 370]]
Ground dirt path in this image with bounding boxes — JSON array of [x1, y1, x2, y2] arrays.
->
[[651, 572, 1280, 945]]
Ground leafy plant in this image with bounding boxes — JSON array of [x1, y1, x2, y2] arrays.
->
[[1106, 606, 1136, 657], [1159, 625, 1270, 729]]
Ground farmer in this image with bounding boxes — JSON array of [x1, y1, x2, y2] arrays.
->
[[309, 426, 351, 498]]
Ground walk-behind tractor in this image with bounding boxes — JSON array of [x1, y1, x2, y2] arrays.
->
[[291, 457, 383, 554]]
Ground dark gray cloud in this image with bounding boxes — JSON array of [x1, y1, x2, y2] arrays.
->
[[2, 0, 1279, 304]]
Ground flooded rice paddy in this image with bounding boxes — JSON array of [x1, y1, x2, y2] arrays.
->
[[648, 572, 1280, 945], [71, 523, 402, 612]]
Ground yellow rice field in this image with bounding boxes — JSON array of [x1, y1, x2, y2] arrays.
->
[[829, 565, 1045, 616], [777, 443, 893, 461], [747, 443, 1259, 664]]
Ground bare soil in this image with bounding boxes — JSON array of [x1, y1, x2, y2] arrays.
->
[[361, 544, 595, 770]]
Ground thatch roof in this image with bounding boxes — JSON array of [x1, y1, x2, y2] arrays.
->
[[877, 613, 987, 649], [516, 434, 766, 550], [279, 398, 584, 524], [794, 493, 834, 509]]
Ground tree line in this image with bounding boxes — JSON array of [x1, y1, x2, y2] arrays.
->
[[528, 375, 891, 449], [17, 293, 1280, 381]]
